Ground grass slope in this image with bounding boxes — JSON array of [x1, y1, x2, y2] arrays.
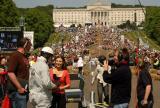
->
[[123, 31, 160, 51]]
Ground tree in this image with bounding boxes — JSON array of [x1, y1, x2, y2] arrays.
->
[[0, 0, 19, 26], [70, 24, 76, 28], [111, 3, 142, 8], [77, 24, 82, 28], [126, 20, 131, 29], [117, 20, 137, 30], [24, 8, 54, 48], [138, 21, 145, 27], [144, 7, 160, 44]]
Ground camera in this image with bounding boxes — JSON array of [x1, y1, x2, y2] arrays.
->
[[108, 56, 115, 66], [53, 74, 61, 87], [53, 74, 60, 81], [108, 56, 117, 73]]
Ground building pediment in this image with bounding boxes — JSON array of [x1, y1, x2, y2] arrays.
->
[[87, 5, 111, 10], [88, 7, 108, 10]]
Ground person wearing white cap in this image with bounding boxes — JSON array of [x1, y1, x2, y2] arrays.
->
[[29, 47, 58, 108], [77, 57, 84, 74]]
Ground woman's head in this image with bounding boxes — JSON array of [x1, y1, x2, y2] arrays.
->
[[53, 55, 66, 69], [0, 57, 7, 66], [137, 58, 147, 70]]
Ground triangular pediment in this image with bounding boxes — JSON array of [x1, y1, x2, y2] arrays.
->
[[88, 6, 109, 10], [87, 0, 111, 10]]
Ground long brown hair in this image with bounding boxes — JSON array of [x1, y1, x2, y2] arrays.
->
[[54, 55, 67, 69]]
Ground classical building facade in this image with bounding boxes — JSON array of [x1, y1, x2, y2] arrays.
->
[[53, 0, 145, 27]]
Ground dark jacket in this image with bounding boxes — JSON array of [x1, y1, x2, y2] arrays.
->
[[137, 69, 153, 101], [103, 64, 132, 105]]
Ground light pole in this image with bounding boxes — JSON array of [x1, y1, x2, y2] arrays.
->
[[19, 16, 25, 38], [97, 19, 101, 56], [59, 26, 65, 56], [19, 16, 25, 29]]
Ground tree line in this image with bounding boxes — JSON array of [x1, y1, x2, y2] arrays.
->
[[144, 7, 160, 45]]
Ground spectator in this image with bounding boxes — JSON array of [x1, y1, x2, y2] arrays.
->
[[50, 55, 70, 108], [0, 57, 7, 71], [153, 58, 159, 69], [29, 55, 37, 67], [0, 56, 7, 105], [136, 59, 154, 108], [95, 55, 109, 104], [7, 37, 32, 108], [77, 56, 84, 74], [103, 48, 132, 108]]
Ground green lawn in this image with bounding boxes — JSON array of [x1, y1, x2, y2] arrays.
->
[[123, 31, 160, 51]]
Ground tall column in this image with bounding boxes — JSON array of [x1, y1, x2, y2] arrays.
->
[[93, 11, 95, 25], [100, 11, 101, 24], [95, 11, 97, 25]]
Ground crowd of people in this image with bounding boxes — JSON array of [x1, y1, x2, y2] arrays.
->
[[54, 26, 160, 71], [0, 25, 159, 108]]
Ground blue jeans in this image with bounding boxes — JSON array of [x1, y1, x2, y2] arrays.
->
[[9, 92, 28, 108], [113, 103, 128, 108]]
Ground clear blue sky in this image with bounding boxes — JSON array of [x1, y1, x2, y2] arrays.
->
[[13, 0, 160, 8]]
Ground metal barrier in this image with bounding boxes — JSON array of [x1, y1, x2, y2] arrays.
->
[[65, 73, 86, 108]]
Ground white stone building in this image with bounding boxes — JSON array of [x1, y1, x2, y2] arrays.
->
[[53, 0, 145, 27]]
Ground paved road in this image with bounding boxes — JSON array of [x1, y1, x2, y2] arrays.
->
[[28, 72, 160, 108]]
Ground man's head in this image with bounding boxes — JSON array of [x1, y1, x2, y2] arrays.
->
[[118, 48, 130, 65], [17, 37, 32, 53], [113, 48, 129, 65], [41, 47, 54, 61]]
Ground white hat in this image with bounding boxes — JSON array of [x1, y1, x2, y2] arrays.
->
[[41, 47, 54, 55]]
